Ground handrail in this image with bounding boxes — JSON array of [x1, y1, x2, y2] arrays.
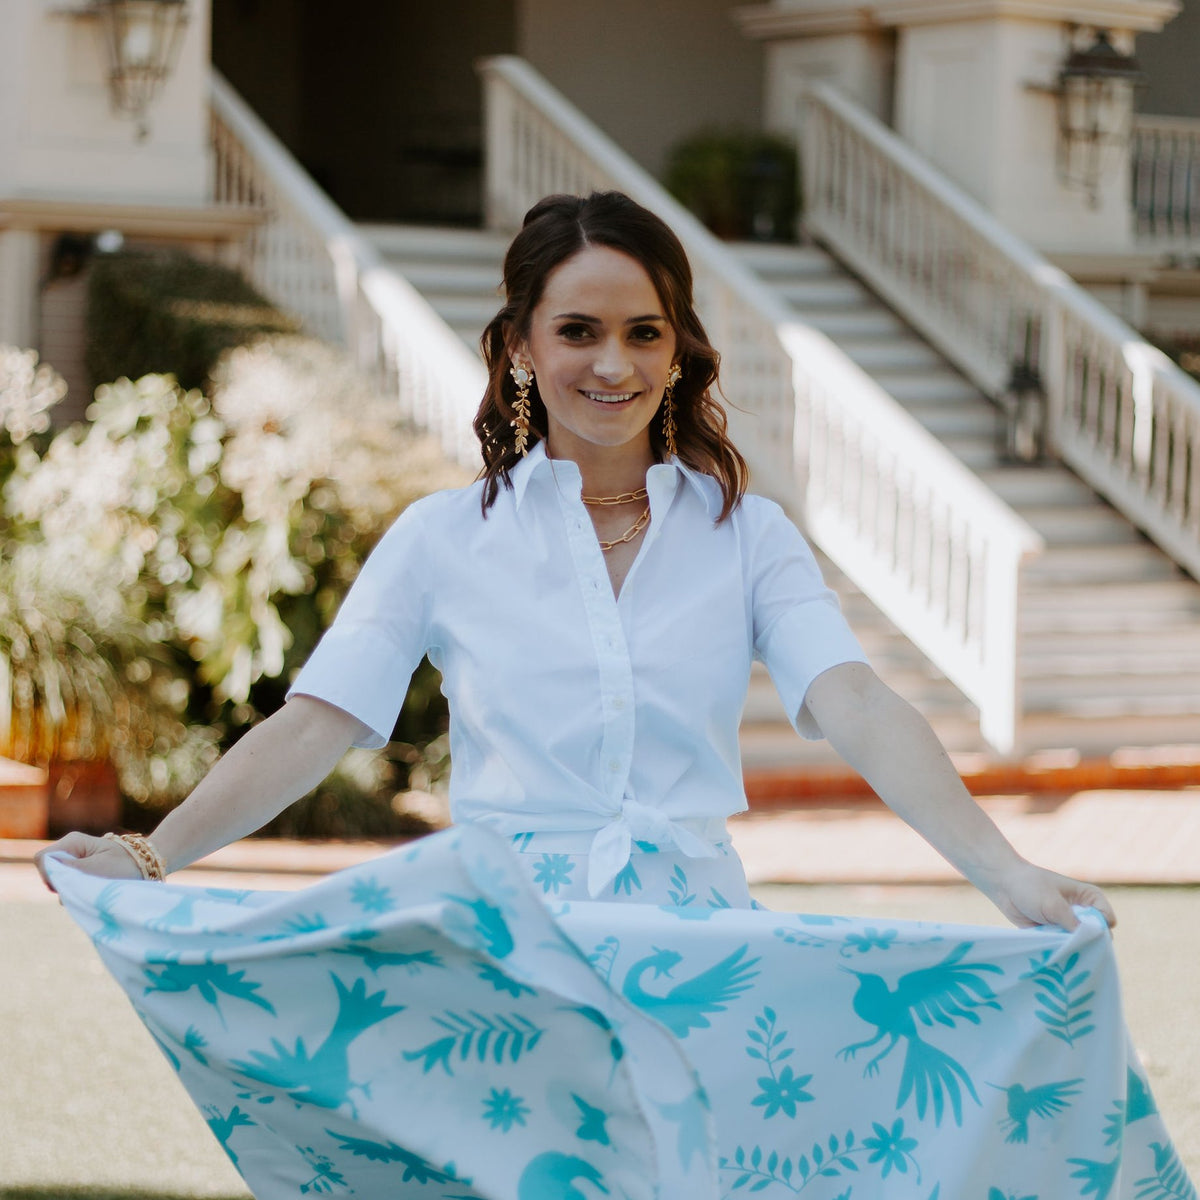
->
[[1132, 114, 1200, 250], [208, 70, 486, 469], [481, 55, 1043, 753], [803, 81, 1200, 583]]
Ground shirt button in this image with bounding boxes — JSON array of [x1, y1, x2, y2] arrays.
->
[[612, 697, 626, 711], [608, 759, 621, 772]]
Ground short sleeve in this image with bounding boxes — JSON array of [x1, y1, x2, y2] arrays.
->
[[286, 501, 433, 749], [745, 498, 869, 739]]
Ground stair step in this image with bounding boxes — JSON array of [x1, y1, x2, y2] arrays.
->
[[359, 223, 509, 262], [793, 309, 911, 339], [387, 261, 503, 294], [938, 434, 1006, 469], [776, 278, 874, 308], [974, 466, 1099, 507], [1019, 578, 1198, 614], [732, 241, 839, 276], [1025, 543, 1183, 584], [841, 340, 946, 371], [1018, 505, 1149, 546], [423, 294, 500, 330], [905, 403, 998, 437], [871, 371, 983, 405]]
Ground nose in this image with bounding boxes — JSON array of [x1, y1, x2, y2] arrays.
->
[[592, 337, 633, 383]]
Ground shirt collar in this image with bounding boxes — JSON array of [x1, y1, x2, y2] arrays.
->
[[510, 440, 719, 517]]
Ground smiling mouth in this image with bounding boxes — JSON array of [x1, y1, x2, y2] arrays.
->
[[581, 390, 639, 404]]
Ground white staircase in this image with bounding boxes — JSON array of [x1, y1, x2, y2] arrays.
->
[[360, 222, 1200, 766]]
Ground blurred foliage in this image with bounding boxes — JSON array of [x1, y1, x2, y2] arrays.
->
[[1151, 332, 1200, 383], [86, 250, 299, 394], [1, 334, 469, 833], [664, 128, 799, 242]]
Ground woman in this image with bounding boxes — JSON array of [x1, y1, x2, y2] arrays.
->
[[37, 192, 1111, 926], [38, 193, 1184, 1200]]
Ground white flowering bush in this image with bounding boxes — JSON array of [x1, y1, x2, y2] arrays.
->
[[2, 338, 468, 824]]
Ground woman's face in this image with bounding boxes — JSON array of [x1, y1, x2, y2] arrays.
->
[[514, 245, 677, 462]]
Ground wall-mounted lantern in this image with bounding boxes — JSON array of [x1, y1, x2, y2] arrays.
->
[[996, 360, 1049, 464], [64, 1, 190, 140], [1052, 28, 1144, 207]]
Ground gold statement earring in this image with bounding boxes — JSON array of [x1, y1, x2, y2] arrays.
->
[[662, 363, 682, 458], [509, 362, 533, 456]]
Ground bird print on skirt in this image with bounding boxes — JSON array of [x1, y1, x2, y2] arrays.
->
[[45, 826, 1195, 1200]]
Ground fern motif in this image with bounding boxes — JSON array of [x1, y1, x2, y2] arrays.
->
[[719, 1130, 858, 1194], [402, 1011, 545, 1076], [1134, 1141, 1198, 1200], [588, 935, 620, 984], [667, 865, 696, 906], [1022, 950, 1096, 1047]]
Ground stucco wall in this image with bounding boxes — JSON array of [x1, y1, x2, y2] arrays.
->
[[0, 0, 211, 204], [516, 1, 764, 178]]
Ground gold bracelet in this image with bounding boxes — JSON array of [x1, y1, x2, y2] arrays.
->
[[103, 832, 167, 881]]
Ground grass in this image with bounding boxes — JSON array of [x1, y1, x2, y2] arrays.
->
[[4, 883, 1197, 1197]]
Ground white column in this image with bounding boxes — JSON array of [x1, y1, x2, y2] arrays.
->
[[736, 2, 896, 129], [0, 230, 40, 349], [885, 0, 1176, 253]]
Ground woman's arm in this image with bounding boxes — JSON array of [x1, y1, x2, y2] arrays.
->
[[35, 696, 368, 886], [802, 661, 1116, 930]]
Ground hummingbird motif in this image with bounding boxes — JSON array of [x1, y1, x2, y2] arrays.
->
[[571, 1094, 610, 1145], [442, 894, 515, 958], [334, 943, 444, 975], [989, 1078, 1083, 1142], [325, 1129, 472, 1185], [517, 1151, 609, 1199], [204, 1104, 255, 1167], [621, 943, 760, 1037], [837, 941, 1002, 1126], [142, 955, 276, 1023], [231, 973, 403, 1114]]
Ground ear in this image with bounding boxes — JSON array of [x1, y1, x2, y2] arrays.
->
[[508, 336, 531, 372]]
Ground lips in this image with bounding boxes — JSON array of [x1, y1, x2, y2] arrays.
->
[[581, 390, 639, 404]]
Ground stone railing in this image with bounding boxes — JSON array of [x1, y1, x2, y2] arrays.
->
[[802, 81, 1200, 584], [481, 55, 1043, 753], [1132, 114, 1200, 251], [208, 71, 486, 468]]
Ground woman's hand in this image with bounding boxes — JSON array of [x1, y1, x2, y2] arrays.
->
[[34, 833, 143, 892], [804, 664, 1119, 932], [971, 859, 1117, 931]]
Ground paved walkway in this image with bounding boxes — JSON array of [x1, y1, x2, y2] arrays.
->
[[4, 787, 1198, 899]]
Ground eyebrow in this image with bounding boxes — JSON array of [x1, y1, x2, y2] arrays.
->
[[551, 312, 666, 324]]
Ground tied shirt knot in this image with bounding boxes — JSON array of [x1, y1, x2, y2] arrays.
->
[[586, 794, 719, 898]]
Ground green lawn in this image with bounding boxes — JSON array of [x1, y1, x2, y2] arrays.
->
[[4, 884, 1196, 1197]]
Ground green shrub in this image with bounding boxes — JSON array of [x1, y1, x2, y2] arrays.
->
[[86, 250, 298, 394], [3, 336, 470, 835], [665, 129, 799, 242]]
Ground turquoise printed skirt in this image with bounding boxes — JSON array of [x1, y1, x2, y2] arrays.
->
[[46, 826, 1195, 1200]]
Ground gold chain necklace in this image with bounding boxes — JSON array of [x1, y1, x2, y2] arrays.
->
[[581, 488, 648, 507], [597, 503, 651, 551]]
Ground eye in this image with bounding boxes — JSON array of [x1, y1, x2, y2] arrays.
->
[[629, 325, 663, 342], [556, 323, 592, 341]]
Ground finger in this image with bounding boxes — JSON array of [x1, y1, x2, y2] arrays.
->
[[1038, 888, 1080, 931], [1069, 882, 1118, 930], [32, 833, 97, 890]]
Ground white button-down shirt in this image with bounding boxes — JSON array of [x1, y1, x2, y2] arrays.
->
[[289, 443, 867, 895]]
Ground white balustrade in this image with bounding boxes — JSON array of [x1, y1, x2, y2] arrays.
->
[[803, 81, 1200, 585], [208, 71, 486, 469], [480, 56, 1042, 753], [1132, 115, 1200, 251]]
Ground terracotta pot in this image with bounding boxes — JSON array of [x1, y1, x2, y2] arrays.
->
[[47, 759, 121, 836], [0, 757, 49, 840]]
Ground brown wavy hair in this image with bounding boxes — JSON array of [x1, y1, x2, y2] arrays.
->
[[474, 191, 748, 519]]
